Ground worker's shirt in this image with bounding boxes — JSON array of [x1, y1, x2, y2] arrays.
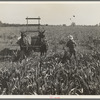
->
[[66, 39, 76, 50]]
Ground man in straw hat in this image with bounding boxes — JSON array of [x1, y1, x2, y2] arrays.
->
[[17, 31, 30, 61], [66, 35, 77, 60]]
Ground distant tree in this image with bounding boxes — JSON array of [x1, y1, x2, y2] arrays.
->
[[95, 24, 98, 26], [63, 24, 66, 26], [70, 22, 76, 26], [45, 24, 48, 26], [0, 21, 3, 26]]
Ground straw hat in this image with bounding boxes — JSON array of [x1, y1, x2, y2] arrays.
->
[[68, 35, 73, 40]]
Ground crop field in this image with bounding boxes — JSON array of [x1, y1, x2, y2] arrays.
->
[[0, 25, 100, 95]]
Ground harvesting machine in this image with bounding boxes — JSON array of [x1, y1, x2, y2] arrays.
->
[[25, 17, 45, 52]]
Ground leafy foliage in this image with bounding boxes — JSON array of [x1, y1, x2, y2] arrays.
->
[[0, 25, 100, 95], [0, 49, 99, 95]]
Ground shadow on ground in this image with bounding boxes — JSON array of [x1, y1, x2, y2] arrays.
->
[[0, 48, 19, 62]]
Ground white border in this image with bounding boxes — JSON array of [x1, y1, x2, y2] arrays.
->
[[0, 1, 100, 4], [0, 95, 100, 98]]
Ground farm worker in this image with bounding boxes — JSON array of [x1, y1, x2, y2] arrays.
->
[[66, 35, 77, 59], [17, 32, 30, 59]]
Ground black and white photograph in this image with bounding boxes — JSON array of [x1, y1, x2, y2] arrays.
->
[[0, 1, 100, 96]]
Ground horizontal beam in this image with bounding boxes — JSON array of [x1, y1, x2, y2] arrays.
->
[[26, 18, 41, 20], [26, 24, 40, 26]]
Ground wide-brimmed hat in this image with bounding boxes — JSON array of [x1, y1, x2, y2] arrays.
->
[[68, 35, 73, 40]]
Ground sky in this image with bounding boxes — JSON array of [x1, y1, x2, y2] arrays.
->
[[0, 2, 100, 25]]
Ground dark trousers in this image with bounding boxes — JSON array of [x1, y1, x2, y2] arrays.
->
[[69, 49, 76, 59]]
